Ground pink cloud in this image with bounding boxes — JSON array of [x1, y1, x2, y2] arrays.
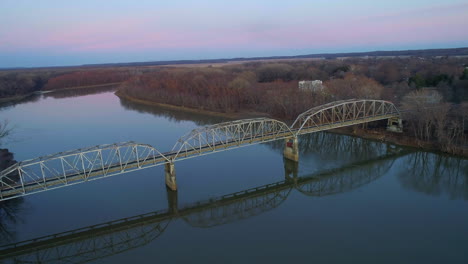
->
[[1, 2, 467, 55]]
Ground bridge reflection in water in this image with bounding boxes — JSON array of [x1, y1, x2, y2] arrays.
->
[[0, 145, 411, 264]]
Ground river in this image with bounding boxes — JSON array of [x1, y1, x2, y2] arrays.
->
[[0, 87, 467, 263]]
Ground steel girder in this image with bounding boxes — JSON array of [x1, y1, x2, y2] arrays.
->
[[0, 142, 170, 201], [291, 99, 400, 134], [171, 118, 293, 160]]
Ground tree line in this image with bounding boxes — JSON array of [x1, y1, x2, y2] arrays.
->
[[117, 57, 468, 155], [0, 67, 136, 99], [1, 56, 467, 155]]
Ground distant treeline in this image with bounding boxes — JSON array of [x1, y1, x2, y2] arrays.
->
[[82, 47, 468, 68], [1, 47, 467, 99], [43, 69, 131, 90]]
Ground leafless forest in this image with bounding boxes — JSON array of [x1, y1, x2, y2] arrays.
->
[[1, 56, 468, 155]]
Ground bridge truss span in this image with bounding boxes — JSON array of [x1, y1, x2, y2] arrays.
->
[[0, 142, 170, 200], [291, 99, 400, 135], [172, 118, 293, 160], [0, 99, 403, 201]]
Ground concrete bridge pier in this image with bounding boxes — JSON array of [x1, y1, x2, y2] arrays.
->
[[283, 136, 299, 162], [387, 117, 403, 133], [165, 162, 177, 191]]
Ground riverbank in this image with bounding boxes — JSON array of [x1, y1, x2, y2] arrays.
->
[[0, 93, 37, 104], [0, 82, 123, 104], [43, 82, 123, 92], [115, 90, 268, 120], [116, 92, 468, 158]]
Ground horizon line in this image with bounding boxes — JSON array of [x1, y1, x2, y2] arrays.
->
[[2, 46, 468, 71]]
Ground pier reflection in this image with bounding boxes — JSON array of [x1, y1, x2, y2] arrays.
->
[[0, 147, 409, 263]]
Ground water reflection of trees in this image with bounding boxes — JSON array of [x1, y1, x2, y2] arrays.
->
[[398, 152, 468, 200], [43, 85, 119, 99], [0, 94, 41, 110], [0, 198, 23, 243], [119, 96, 228, 126], [0, 149, 23, 244], [0, 85, 119, 110]]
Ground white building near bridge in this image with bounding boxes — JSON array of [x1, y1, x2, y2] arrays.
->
[[298, 80, 324, 92]]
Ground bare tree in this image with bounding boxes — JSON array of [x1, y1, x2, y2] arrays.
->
[[0, 120, 12, 144], [324, 73, 384, 100], [401, 89, 445, 141], [399, 89, 466, 153]]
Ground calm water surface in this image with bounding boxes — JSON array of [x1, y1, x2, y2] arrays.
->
[[0, 88, 467, 263]]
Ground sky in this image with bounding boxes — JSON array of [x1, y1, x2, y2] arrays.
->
[[1, 0, 468, 68]]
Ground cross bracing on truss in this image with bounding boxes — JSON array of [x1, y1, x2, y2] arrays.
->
[[171, 118, 293, 160], [0, 142, 170, 200], [291, 99, 400, 133]]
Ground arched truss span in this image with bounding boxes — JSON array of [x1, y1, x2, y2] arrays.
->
[[0, 100, 402, 202], [291, 99, 400, 135], [0, 142, 170, 201], [172, 118, 293, 160]]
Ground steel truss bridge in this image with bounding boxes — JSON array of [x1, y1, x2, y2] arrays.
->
[[0, 99, 401, 201], [0, 147, 410, 264]]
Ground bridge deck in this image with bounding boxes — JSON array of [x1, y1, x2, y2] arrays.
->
[[0, 113, 399, 200], [0, 99, 401, 201]]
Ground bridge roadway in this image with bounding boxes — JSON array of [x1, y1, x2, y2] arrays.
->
[[0, 113, 399, 200], [0, 99, 402, 201], [0, 147, 410, 263]]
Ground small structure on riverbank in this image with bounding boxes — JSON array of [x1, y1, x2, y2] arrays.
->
[[298, 80, 324, 92]]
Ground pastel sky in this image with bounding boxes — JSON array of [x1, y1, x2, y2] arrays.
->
[[1, 0, 468, 68]]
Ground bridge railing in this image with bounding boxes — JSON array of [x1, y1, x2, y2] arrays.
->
[[0, 142, 169, 200], [0, 99, 403, 201]]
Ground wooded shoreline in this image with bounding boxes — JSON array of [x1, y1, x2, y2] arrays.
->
[[117, 91, 468, 158], [2, 54, 467, 157]]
